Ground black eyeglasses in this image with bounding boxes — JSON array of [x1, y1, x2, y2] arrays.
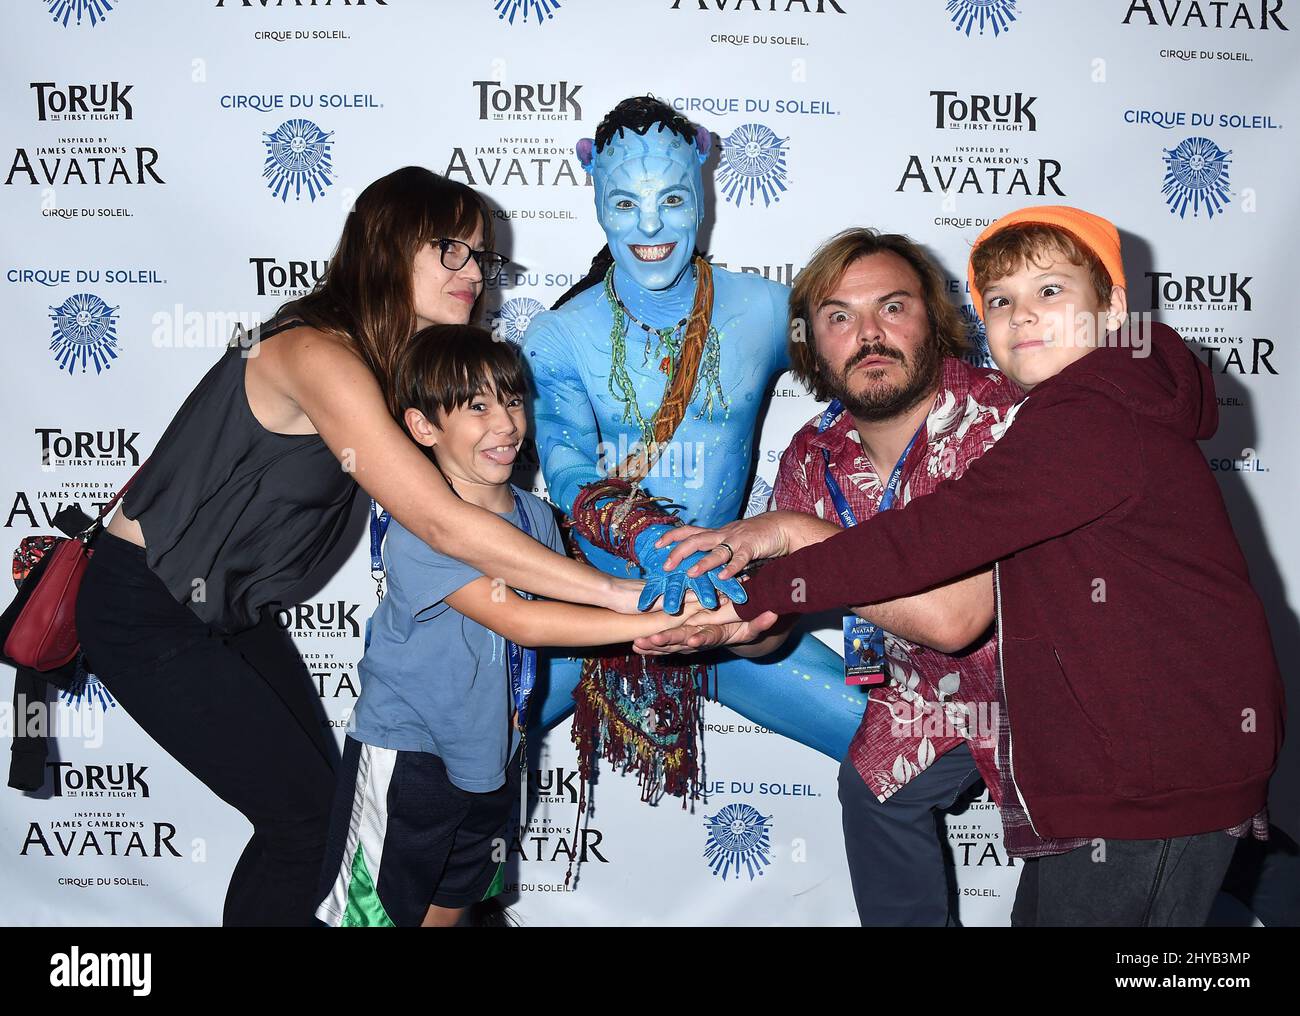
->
[[432, 238, 509, 283]]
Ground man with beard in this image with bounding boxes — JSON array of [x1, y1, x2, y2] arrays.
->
[[666, 228, 1038, 924]]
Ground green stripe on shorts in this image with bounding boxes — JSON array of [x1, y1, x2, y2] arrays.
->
[[340, 843, 396, 928]]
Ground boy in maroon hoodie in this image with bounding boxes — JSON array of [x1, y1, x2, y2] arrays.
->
[[643, 206, 1284, 926]]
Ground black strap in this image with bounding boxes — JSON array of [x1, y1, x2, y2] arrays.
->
[[8, 657, 78, 793], [230, 316, 307, 351], [258, 316, 307, 340]]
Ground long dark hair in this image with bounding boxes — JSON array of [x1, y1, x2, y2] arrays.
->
[[553, 97, 703, 310], [277, 166, 494, 419]]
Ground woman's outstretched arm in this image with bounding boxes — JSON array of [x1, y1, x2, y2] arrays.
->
[[279, 327, 645, 612]]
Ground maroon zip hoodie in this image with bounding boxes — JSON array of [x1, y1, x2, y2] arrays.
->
[[735, 323, 1283, 840]]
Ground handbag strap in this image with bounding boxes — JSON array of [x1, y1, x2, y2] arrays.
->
[[95, 455, 151, 521], [47, 456, 151, 542]]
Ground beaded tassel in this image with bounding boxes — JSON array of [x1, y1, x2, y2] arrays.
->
[[695, 323, 728, 421]]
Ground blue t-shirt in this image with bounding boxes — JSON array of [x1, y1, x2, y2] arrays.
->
[[347, 486, 565, 793]]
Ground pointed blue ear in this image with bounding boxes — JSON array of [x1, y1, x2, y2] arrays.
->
[[694, 126, 712, 165], [576, 138, 596, 173]]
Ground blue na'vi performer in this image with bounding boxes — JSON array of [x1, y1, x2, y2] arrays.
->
[[522, 97, 860, 800]]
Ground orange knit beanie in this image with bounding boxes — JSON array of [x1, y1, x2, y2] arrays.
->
[[967, 205, 1125, 318]]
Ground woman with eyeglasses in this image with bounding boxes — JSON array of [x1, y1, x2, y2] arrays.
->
[[74, 166, 647, 926]]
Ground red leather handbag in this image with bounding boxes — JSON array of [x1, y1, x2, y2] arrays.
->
[[1, 461, 148, 672]]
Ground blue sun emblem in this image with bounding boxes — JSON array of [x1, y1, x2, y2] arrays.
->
[[1162, 136, 1233, 219], [946, 0, 1019, 36], [717, 123, 790, 208], [704, 803, 773, 880], [61, 672, 116, 712], [492, 297, 546, 345], [48, 293, 120, 375], [960, 304, 993, 368], [262, 119, 335, 203], [47, 0, 113, 27], [493, 0, 561, 25]]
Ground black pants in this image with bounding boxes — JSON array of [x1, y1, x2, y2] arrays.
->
[[74, 530, 338, 926], [1222, 828, 1300, 927], [1012, 830, 1239, 927], [837, 742, 984, 926]]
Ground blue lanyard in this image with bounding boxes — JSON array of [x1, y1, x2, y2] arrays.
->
[[506, 490, 539, 727], [817, 399, 924, 528], [369, 499, 390, 574], [365, 500, 391, 650]]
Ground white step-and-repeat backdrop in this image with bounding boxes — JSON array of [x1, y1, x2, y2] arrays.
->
[[2, 0, 1296, 926]]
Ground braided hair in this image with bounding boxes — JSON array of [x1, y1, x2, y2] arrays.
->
[[594, 96, 698, 151], [553, 97, 705, 310]]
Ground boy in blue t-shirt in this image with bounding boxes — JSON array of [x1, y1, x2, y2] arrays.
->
[[316, 325, 695, 928]]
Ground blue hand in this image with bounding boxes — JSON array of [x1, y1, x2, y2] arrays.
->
[[633, 525, 748, 615]]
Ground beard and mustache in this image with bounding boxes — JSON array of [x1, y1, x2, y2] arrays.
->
[[814, 329, 943, 423]]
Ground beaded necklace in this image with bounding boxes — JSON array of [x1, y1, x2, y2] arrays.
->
[[603, 261, 728, 460], [612, 284, 690, 380]]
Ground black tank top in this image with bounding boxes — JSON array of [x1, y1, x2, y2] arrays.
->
[[122, 318, 360, 634]]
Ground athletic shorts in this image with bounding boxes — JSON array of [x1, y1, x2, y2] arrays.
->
[[315, 735, 521, 927]]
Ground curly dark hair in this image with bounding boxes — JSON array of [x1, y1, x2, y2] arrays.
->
[[594, 96, 699, 152]]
